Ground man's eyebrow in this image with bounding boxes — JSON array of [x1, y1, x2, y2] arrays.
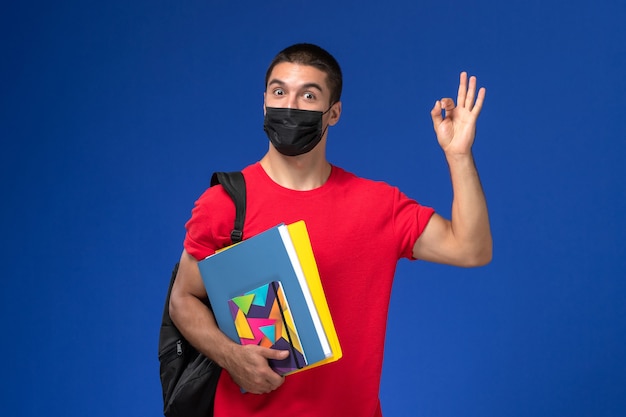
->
[[267, 79, 324, 92], [301, 82, 324, 92]]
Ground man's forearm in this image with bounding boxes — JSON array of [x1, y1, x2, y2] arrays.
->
[[446, 152, 492, 266], [169, 288, 237, 369]]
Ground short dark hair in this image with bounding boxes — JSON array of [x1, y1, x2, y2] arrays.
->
[[265, 43, 343, 105]]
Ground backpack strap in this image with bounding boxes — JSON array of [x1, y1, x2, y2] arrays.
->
[[160, 172, 245, 414], [210, 171, 246, 244]]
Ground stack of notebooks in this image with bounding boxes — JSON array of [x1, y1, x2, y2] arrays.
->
[[198, 220, 342, 375]]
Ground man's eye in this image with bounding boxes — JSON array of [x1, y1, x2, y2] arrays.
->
[[304, 92, 315, 100], [273, 89, 285, 96]]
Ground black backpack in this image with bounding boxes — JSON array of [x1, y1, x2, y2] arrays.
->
[[158, 171, 246, 417]]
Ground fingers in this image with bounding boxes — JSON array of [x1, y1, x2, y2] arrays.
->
[[465, 74, 476, 109], [258, 350, 288, 393], [257, 371, 285, 394], [473, 86, 487, 115], [455, 72, 485, 112], [227, 345, 288, 394], [432, 73, 486, 130], [262, 349, 289, 361], [251, 348, 287, 393], [245, 374, 285, 395], [457, 71, 467, 108], [455, 72, 479, 109], [440, 98, 455, 112]]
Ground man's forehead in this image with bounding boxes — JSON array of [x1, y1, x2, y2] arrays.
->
[[267, 62, 329, 91]]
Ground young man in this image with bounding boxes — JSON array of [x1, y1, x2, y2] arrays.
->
[[169, 43, 492, 416]]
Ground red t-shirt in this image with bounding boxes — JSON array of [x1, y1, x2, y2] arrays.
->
[[185, 162, 434, 417]]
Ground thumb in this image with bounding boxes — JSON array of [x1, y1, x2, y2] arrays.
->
[[262, 348, 290, 360], [431, 100, 443, 126]]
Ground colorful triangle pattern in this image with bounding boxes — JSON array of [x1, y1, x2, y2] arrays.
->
[[231, 294, 255, 315], [227, 281, 307, 374], [245, 285, 269, 306]]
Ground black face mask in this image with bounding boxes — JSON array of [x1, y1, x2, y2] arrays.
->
[[263, 107, 330, 156]]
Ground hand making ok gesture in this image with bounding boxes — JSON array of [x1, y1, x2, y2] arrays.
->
[[431, 72, 486, 156]]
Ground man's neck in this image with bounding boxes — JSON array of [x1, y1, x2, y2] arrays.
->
[[259, 147, 331, 191]]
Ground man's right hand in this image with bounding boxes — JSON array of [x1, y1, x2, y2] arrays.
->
[[171, 250, 289, 394], [223, 344, 289, 394]]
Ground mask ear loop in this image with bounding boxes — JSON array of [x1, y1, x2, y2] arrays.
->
[[319, 102, 336, 140], [319, 124, 329, 140], [320, 101, 337, 140], [322, 102, 336, 115]]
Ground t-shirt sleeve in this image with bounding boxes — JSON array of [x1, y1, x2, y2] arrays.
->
[[392, 188, 435, 260], [183, 186, 236, 261]]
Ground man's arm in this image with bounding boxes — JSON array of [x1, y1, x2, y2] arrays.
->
[[169, 249, 288, 394], [413, 72, 492, 267]]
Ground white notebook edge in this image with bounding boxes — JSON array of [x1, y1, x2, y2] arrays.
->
[[277, 224, 332, 358]]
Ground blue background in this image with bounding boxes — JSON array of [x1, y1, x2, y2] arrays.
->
[[2, 1, 625, 416]]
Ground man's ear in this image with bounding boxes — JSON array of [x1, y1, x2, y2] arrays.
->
[[328, 101, 342, 126]]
